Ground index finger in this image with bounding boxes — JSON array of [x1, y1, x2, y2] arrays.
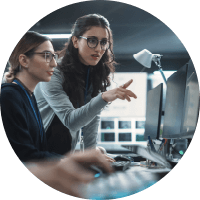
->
[[122, 79, 133, 89]]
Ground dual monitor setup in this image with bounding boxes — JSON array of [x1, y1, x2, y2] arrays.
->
[[144, 59, 199, 160]]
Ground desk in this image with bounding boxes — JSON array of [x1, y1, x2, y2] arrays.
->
[[76, 144, 147, 162], [84, 163, 170, 199], [75, 144, 134, 153]]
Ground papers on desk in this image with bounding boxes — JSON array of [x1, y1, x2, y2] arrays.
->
[[122, 144, 172, 169], [143, 167, 171, 173]]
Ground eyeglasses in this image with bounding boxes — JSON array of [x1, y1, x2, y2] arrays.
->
[[79, 36, 110, 51], [29, 52, 58, 63]]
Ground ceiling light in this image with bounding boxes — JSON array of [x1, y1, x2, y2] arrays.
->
[[43, 34, 72, 39]]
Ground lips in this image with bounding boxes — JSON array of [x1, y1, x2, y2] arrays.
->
[[47, 71, 54, 76], [91, 54, 100, 60]]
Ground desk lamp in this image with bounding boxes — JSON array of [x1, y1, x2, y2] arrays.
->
[[133, 49, 167, 85]]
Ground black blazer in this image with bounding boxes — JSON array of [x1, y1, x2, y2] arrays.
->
[[1, 83, 61, 162]]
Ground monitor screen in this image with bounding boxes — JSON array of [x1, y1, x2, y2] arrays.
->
[[162, 64, 188, 139], [144, 83, 163, 140], [180, 60, 200, 138]]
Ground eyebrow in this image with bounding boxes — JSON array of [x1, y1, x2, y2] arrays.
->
[[41, 50, 55, 54], [87, 36, 108, 40]]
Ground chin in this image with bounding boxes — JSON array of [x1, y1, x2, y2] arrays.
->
[[89, 60, 100, 66], [46, 77, 52, 82], [42, 76, 52, 82]]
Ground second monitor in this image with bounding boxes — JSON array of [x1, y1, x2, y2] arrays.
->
[[144, 83, 163, 140]]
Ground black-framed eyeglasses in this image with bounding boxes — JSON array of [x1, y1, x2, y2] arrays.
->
[[79, 36, 110, 51], [29, 52, 58, 63]]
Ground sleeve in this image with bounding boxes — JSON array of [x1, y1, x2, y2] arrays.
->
[[82, 114, 101, 149], [1, 89, 62, 162], [39, 69, 108, 132]]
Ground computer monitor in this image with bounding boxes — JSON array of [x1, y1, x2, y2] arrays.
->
[[180, 60, 199, 138], [144, 83, 163, 140], [162, 60, 199, 139], [162, 63, 188, 139]]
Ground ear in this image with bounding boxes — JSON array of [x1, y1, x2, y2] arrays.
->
[[19, 54, 29, 68], [72, 36, 79, 49]]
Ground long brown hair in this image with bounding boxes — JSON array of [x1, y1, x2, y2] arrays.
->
[[57, 14, 116, 108], [9, 31, 51, 75]]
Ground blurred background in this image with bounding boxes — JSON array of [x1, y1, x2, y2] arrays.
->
[[5, 1, 192, 149]]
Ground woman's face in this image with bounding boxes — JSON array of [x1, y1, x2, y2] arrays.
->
[[25, 41, 57, 82], [74, 26, 109, 66]]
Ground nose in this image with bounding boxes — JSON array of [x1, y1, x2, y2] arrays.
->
[[94, 41, 102, 52], [50, 57, 57, 68]]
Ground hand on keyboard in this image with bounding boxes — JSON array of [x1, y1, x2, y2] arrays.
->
[[96, 146, 115, 162], [104, 154, 116, 162]]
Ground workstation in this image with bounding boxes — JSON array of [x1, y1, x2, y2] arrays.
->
[[30, 2, 199, 199], [1, 1, 200, 200], [82, 58, 199, 199]]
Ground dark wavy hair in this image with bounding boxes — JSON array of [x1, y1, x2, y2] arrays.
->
[[57, 14, 116, 108]]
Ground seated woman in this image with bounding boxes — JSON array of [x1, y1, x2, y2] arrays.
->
[[1, 31, 63, 162], [1, 31, 115, 162], [1, 31, 116, 197]]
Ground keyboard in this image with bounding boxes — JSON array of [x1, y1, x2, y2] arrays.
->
[[111, 161, 131, 171], [85, 167, 168, 199]]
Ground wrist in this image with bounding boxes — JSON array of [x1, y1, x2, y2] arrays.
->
[[97, 146, 107, 154], [101, 92, 108, 102]]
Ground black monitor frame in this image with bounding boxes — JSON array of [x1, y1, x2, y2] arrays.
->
[[162, 60, 199, 139], [180, 60, 200, 138], [162, 64, 188, 139], [144, 83, 163, 140]]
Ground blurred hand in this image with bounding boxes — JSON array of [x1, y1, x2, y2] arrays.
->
[[27, 149, 113, 198], [102, 79, 137, 102], [96, 146, 115, 162]]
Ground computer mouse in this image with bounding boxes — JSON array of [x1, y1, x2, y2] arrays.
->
[[114, 155, 132, 162]]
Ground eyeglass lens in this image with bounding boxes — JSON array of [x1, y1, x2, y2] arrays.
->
[[45, 52, 58, 63], [87, 38, 109, 50]]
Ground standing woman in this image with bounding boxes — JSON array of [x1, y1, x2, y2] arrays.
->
[[4, 14, 137, 155]]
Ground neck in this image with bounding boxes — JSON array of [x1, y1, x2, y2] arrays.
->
[[15, 72, 39, 93]]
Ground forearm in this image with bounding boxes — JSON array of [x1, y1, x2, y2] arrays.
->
[[37, 69, 107, 132], [63, 94, 106, 132]]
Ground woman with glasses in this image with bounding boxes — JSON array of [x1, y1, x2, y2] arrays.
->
[[3, 14, 137, 156], [1, 31, 61, 162], [1, 31, 114, 194]]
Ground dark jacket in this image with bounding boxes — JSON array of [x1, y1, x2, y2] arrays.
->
[[1, 83, 61, 162]]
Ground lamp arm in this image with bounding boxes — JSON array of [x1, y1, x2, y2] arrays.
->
[[153, 55, 167, 85], [159, 68, 167, 85]]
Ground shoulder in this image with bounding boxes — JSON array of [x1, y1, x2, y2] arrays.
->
[[1, 83, 23, 96], [1, 83, 25, 107], [48, 67, 64, 84], [36, 67, 64, 93]]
